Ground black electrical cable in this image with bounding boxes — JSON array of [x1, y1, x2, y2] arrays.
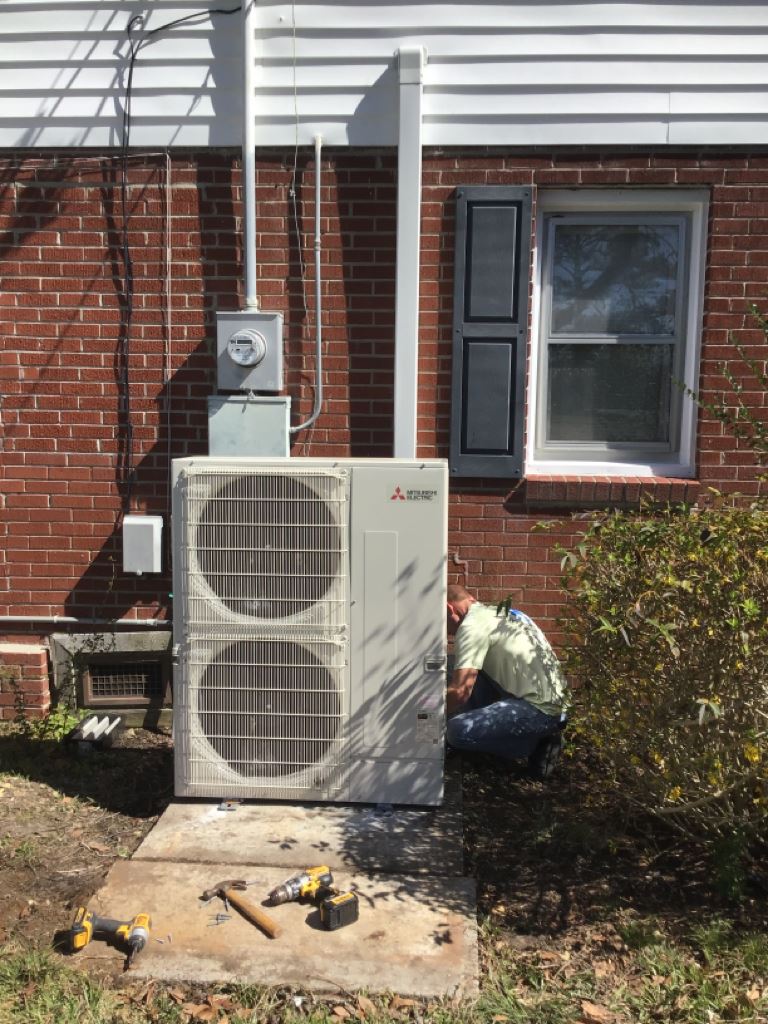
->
[[117, 5, 241, 512]]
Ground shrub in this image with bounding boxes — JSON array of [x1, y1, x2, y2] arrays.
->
[[555, 496, 768, 864]]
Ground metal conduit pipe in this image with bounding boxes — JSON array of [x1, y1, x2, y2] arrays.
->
[[243, 0, 259, 310], [290, 133, 324, 433], [0, 616, 169, 628]]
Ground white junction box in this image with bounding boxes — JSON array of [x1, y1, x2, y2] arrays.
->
[[171, 457, 448, 806], [216, 310, 284, 392], [123, 515, 163, 574]]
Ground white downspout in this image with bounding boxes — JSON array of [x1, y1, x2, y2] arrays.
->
[[243, 0, 258, 310], [394, 46, 426, 458]]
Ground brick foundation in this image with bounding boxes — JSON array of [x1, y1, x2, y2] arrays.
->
[[0, 643, 50, 720], [1, 148, 766, 639]]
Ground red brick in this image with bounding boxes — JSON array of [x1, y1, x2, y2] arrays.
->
[[0, 148, 765, 635]]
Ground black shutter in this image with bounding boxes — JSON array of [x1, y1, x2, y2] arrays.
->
[[449, 186, 532, 478]]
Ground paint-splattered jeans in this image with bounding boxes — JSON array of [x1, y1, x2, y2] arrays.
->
[[445, 671, 562, 760]]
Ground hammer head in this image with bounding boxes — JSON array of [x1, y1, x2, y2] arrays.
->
[[200, 879, 247, 902]]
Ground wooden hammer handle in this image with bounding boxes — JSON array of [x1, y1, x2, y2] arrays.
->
[[226, 889, 282, 939]]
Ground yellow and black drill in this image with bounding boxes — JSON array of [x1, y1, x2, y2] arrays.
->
[[70, 907, 151, 967], [266, 865, 334, 906], [266, 865, 359, 930]]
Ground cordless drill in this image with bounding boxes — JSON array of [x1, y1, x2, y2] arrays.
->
[[266, 865, 334, 905], [70, 907, 151, 966], [266, 866, 359, 930]]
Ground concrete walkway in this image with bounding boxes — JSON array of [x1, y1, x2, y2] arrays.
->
[[82, 768, 479, 998]]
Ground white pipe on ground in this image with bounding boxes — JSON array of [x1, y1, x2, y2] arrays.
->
[[0, 616, 168, 628], [394, 46, 426, 458]]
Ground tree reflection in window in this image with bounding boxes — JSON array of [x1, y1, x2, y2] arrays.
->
[[551, 223, 681, 337]]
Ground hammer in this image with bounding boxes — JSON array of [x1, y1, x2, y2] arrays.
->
[[200, 879, 282, 940]]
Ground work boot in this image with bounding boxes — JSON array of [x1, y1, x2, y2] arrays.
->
[[527, 732, 563, 781]]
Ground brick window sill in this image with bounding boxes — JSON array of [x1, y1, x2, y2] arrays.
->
[[523, 475, 700, 510]]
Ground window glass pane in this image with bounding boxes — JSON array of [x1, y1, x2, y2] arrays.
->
[[551, 223, 680, 336], [547, 344, 672, 443]]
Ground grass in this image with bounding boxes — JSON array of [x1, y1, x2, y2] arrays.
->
[[2, 924, 767, 1024], [0, 943, 124, 1024], [2, 724, 768, 1024]]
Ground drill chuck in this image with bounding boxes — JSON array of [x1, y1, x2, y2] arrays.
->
[[125, 916, 151, 964], [267, 881, 297, 906]]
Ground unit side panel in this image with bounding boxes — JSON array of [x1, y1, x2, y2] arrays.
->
[[348, 464, 447, 773]]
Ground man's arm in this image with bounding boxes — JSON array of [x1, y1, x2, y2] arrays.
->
[[446, 667, 478, 716]]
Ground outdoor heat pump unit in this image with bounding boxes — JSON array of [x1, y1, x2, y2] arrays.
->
[[171, 457, 448, 805]]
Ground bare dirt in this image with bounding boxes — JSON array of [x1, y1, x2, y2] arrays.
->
[[2, 725, 767, 1004], [0, 726, 173, 952]]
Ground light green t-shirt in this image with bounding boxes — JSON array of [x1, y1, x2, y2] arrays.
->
[[454, 603, 568, 717]]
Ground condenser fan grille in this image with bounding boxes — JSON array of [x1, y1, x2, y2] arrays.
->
[[188, 470, 347, 628], [190, 638, 345, 787]]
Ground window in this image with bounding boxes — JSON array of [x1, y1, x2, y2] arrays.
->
[[530, 190, 708, 477]]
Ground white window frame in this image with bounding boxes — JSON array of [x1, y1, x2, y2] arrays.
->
[[526, 189, 708, 478]]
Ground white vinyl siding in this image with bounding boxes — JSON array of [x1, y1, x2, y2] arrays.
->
[[1, 2, 768, 148], [527, 190, 708, 479]]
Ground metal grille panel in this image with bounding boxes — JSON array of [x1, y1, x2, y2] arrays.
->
[[180, 636, 347, 797], [182, 467, 348, 633], [88, 662, 163, 700]]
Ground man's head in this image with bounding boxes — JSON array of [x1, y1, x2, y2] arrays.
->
[[446, 584, 476, 635]]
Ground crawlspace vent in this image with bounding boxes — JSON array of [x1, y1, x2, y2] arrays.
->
[[187, 637, 346, 791], [186, 469, 347, 630], [88, 662, 162, 701]]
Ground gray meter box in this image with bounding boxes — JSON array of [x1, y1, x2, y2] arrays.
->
[[216, 310, 284, 392], [208, 395, 290, 457]]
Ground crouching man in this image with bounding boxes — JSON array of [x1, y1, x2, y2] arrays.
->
[[445, 584, 569, 779]]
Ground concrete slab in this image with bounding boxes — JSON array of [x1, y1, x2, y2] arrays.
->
[[82, 859, 478, 998], [133, 785, 463, 876]]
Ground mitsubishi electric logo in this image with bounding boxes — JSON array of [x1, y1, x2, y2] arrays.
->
[[390, 485, 438, 502]]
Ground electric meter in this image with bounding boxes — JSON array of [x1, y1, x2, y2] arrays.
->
[[216, 310, 283, 391], [227, 329, 267, 367]]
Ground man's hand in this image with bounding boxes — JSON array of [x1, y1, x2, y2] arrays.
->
[[446, 667, 478, 716]]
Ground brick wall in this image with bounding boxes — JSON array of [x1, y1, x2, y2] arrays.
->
[[1, 149, 766, 646], [0, 643, 50, 720]]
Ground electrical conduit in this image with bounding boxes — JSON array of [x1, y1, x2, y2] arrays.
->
[[291, 133, 324, 433], [243, 0, 258, 310]]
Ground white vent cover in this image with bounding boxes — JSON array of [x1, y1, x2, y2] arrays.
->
[[172, 457, 447, 805]]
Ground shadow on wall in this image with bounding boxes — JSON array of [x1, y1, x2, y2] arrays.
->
[[61, 340, 214, 621], [6, 1, 240, 149], [347, 64, 399, 147]]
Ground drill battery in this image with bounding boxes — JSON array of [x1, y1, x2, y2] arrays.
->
[[318, 888, 359, 931]]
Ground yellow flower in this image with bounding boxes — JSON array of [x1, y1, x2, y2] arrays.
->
[[667, 786, 683, 802], [743, 742, 761, 764]]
